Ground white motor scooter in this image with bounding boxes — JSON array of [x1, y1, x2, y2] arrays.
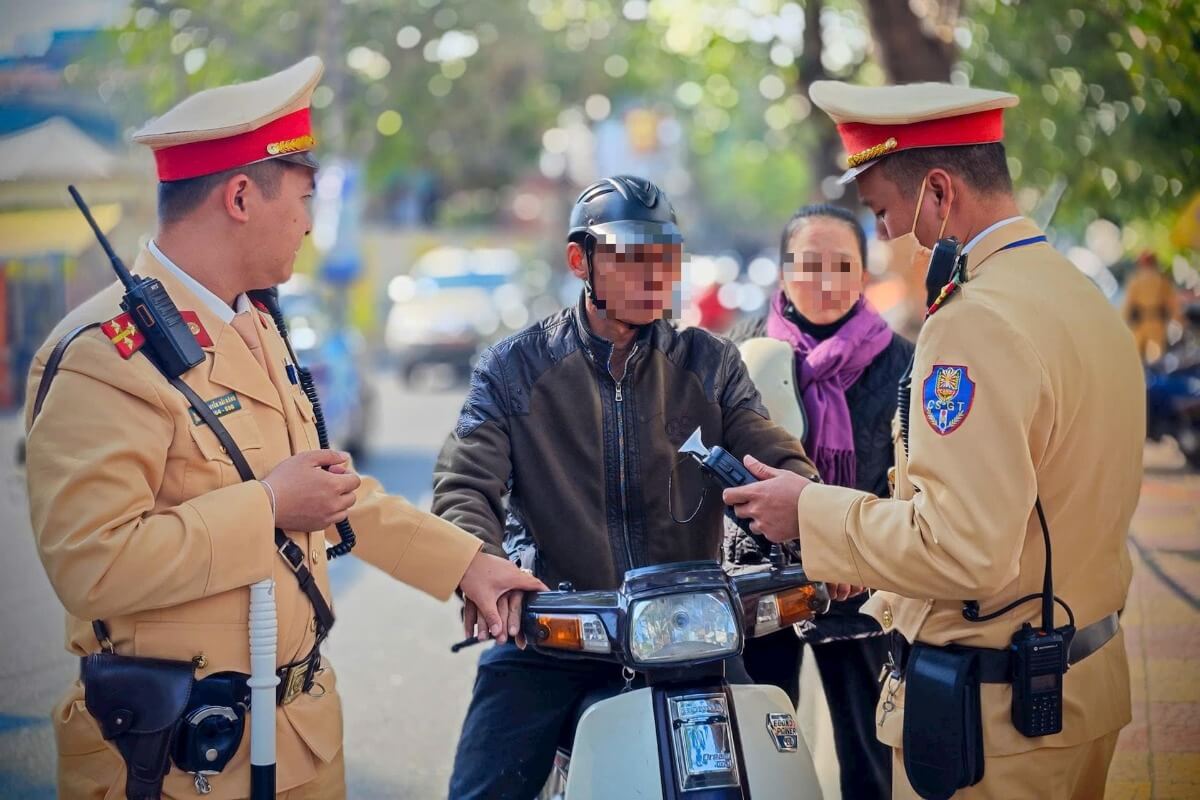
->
[[525, 558, 830, 800]]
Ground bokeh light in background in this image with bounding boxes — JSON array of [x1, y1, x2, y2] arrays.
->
[[0, 0, 1197, 409]]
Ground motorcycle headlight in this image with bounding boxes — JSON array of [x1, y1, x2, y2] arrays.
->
[[628, 590, 741, 665]]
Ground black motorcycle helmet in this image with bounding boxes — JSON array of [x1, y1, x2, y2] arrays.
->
[[567, 175, 682, 310]]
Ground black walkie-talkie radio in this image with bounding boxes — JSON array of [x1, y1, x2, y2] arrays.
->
[[962, 498, 1073, 738], [69, 185, 204, 378], [1010, 622, 1066, 736], [924, 235, 962, 309]]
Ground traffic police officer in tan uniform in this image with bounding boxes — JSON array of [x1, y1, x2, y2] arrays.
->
[[726, 82, 1144, 798], [24, 56, 543, 799]]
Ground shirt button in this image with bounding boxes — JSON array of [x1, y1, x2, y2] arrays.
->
[[881, 607, 894, 630], [311, 549, 321, 563]]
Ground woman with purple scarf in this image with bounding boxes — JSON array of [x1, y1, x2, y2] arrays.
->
[[726, 204, 913, 799]]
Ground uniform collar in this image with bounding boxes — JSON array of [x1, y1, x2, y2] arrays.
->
[[136, 246, 284, 413], [148, 239, 252, 323], [961, 216, 1023, 256], [965, 217, 1047, 278]]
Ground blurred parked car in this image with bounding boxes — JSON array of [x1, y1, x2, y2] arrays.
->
[[279, 276, 375, 460], [385, 247, 525, 384]]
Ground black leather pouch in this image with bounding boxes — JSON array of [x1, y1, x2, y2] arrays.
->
[[901, 644, 985, 800], [81, 653, 195, 799], [172, 671, 249, 777]]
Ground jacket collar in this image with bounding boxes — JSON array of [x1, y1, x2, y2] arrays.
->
[[964, 217, 1047, 278], [571, 292, 658, 372], [134, 248, 283, 412]]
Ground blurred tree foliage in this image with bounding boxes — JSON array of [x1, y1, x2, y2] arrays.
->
[[75, 0, 1198, 256]]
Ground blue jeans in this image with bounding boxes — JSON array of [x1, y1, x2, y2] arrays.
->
[[448, 642, 628, 800]]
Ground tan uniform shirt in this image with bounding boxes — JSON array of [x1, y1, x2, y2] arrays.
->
[[798, 219, 1144, 756], [24, 248, 482, 797]]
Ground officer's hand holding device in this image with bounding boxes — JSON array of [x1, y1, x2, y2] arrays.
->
[[261, 449, 360, 532], [677, 427, 810, 568]]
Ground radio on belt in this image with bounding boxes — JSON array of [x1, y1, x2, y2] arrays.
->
[[1010, 622, 1067, 737]]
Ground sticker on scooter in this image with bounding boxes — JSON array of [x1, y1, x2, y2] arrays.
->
[[766, 712, 799, 753]]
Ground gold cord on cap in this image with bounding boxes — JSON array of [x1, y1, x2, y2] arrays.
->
[[847, 136, 898, 168], [266, 134, 316, 156]]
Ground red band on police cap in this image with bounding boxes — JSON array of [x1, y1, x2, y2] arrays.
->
[[836, 108, 1005, 168], [153, 107, 313, 181]]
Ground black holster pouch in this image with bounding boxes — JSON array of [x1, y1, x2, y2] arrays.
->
[[901, 644, 985, 800], [81, 653, 195, 800], [172, 671, 249, 777]]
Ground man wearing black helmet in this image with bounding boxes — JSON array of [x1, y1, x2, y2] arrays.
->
[[433, 175, 817, 799]]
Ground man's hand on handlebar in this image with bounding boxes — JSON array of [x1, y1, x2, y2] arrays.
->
[[459, 552, 547, 647], [462, 590, 531, 649]]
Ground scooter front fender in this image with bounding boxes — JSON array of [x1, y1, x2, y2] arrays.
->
[[563, 684, 822, 799]]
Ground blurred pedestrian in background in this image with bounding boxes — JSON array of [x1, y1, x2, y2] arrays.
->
[[1123, 251, 1181, 362]]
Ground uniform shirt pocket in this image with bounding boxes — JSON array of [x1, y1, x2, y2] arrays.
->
[[182, 412, 265, 496], [134, 620, 252, 677], [291, 389, 319, 450]]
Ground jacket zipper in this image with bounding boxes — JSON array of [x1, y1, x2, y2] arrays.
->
[[614, 344, 639, 570]]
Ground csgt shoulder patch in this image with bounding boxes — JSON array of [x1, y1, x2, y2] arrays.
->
[[922, 364, 975, 436]]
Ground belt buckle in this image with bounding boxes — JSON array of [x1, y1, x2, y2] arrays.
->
[[278, 539, 304, 573], [280, 660, 310, 705]]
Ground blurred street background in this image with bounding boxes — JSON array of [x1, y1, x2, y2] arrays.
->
[[1, 0, 1198, 797]]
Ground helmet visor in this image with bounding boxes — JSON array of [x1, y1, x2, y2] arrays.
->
[[588, 219, 684, 249]]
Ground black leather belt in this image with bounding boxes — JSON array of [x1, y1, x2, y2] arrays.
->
[[223, 647, 323, 706], [78, 646, 323, 708], [891, 612, 1120, 684]]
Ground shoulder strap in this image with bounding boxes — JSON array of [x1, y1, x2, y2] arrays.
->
[[170, 376, 335, 642], [31, 323, 102, 424]]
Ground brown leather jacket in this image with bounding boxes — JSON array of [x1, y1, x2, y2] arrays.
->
[[433, 297, 817, 591]]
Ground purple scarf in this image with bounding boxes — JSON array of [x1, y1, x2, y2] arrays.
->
[[766, 293, 893, 488]]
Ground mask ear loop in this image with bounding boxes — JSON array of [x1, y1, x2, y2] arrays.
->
[[910, 178, 929, 237], [912, 176, 954, 242], [937, 191, 953, 240]]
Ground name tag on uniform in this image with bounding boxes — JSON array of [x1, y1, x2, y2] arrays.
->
[[189, 392, 242, 425]]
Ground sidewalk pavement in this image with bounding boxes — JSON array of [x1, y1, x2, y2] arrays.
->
[[1104, 441, 1200, 800]]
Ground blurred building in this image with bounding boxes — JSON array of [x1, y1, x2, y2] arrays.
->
[[0, 28, 150, 410]]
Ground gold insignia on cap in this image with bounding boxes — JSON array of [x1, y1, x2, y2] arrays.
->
[[847, 137, 898, 168], [266, 134, 316, 156]]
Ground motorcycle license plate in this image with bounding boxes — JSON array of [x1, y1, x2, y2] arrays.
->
[[668, 694, 740, 791]]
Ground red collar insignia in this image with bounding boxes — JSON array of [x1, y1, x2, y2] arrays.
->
[[100, 312, 146, 359], [179, 311, 214, 347]]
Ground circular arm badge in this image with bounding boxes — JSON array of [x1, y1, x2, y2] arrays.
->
[[922, 364, 975, 435]]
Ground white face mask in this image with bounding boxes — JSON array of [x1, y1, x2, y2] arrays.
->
[[886, 177, 952, 280]]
